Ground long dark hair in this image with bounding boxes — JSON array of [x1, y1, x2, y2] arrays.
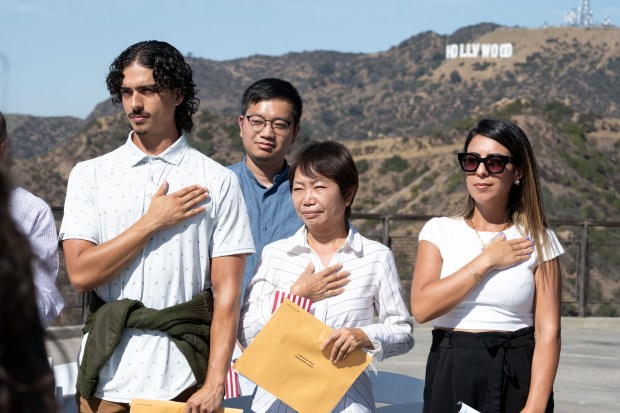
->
[[0, 167, 56, 412], [462, 118, 552, 267], [106, 40, 200, 134]]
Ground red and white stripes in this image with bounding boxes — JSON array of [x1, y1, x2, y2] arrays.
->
[[225, 290, 313, 399], [224, 361, 240, 399], [271, 290, 313, 314]]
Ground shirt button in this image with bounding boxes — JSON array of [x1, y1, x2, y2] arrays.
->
[[263, 226, 267, 231]]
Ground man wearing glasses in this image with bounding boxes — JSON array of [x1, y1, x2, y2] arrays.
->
[[227, 79, 349, 397], [228, 78, 304, 296]]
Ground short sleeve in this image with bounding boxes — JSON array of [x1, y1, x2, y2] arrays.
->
[[541, 228, 565, 263], [210, 171, 255, 257], [59, 161, 99, 244], [418, 217, 442, 248]]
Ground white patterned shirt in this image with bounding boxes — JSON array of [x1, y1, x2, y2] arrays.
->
[[10, 187, 64, 328], [239, 223, 414, 413], [59, 133, 255, 402]]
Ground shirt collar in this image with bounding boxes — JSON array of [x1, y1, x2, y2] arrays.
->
[[240, 156, 290, 187], [273, 161, 291, 185], [287, 221, 363, 256], [122, 131, 189, 167]]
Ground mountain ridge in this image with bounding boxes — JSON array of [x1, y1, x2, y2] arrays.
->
[[5, 23, 620, 222]]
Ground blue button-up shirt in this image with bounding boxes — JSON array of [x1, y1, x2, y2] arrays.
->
[[229, 158, 302, 295]]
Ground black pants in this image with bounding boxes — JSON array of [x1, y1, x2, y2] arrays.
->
[[423, 327, 553, 413]]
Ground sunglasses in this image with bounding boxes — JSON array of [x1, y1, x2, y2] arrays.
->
[[457, 153, 514, 174]]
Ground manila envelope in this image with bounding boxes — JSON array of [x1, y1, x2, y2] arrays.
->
[[130, 399, 242, 413], [234, 299, 372, 413]]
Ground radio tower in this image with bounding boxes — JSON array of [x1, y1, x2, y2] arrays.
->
[[563, 0, 594, 27], [576, 0, 593, 27]]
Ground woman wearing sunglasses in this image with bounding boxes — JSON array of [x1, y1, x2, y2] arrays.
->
[[411, 118, 564, 413]]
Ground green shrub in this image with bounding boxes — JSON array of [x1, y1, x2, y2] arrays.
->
[[225, 123, 244, 152], [594, 303, 618, 317], [472, 62, 493, 71], [446, 171, 464, 193], [587, 280, 603, 301], [562, 122, 586, 148], [192, 139, 214, 156], [356, 159, 369, 174], [544, 101, 574, 124], [380, 155, 409, 173], [561, 303, 579, 316], [493, 99, 528, 119]]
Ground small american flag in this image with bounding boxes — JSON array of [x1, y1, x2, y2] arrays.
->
[[272, 290, 313, 314], [224, 361, 240, 399], [225, 291, 312, 399]]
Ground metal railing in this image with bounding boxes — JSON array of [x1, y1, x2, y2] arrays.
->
[[51, 209, 620, 325], [351, 213, 620, 318]]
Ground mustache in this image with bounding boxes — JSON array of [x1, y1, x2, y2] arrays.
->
[[128, 110, 150, 118]]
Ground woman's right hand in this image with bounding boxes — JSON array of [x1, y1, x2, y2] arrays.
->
[[290, 262, 350, 302], [482, 232, 535, 271]]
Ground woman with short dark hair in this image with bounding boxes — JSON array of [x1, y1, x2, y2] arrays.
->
[[239, 141, 414, 413]]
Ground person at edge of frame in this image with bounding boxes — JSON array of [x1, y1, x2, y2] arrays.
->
[[0, 164, 57, 413], [0, 110, 64, 329]]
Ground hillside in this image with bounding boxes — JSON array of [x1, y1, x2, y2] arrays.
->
[[5, 114, 84, 159], [7, 24, 620, 222]]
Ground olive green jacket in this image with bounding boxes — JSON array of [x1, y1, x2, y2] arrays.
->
[[76, 290, 213, 399]]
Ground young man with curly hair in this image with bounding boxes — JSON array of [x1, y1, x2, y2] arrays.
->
[[60, 40, 254, 413]]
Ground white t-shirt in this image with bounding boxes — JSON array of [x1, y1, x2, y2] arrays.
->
[[60, 134, 255, 402], [418, 216, 564, 331]]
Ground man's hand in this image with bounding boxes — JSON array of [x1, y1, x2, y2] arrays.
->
[[290, 262, 350, 301], [185, 254, 245, 413], [143, 180, 209, 231], [184, 385, 224, 413], [63, 180, 210, 293]]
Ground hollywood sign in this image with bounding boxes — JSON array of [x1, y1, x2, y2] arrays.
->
[[445, 43, 513, 59]]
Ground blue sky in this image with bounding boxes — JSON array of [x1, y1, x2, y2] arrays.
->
[[1, 0, 618, 118]]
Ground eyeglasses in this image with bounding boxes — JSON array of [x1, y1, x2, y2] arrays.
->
[[457, 153, 514, 174], [245, 115, 292, 136]]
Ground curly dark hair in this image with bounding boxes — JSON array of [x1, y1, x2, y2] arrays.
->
[[106, 40, 200, 134], [0, 167, 55, 412]]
